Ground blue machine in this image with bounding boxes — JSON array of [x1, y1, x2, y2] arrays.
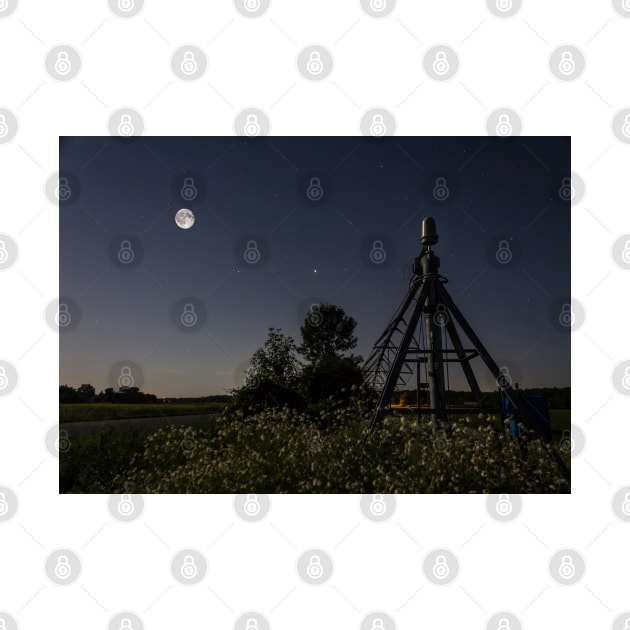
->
[[503, 394, 550, 440]]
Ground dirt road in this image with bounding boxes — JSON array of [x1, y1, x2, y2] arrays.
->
[[60, 414, 216, 438]]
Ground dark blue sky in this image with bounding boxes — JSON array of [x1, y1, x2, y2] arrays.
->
[[60, 136, 570, 397]]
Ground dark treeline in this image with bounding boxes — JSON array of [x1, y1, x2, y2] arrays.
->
[[60, 384, 158, 404], [165, 395, 231, 404], [59, 384, 231, 404], [392, 387, 571, 409]]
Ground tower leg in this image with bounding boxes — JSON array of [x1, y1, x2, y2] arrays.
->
[[425, 283, 447, 433], [366, 279, 431, 436]]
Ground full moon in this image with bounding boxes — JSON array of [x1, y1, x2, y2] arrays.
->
[[175, 208, 195, 229]]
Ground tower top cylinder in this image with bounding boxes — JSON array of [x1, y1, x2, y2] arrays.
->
[[421, 217, 438, 246]]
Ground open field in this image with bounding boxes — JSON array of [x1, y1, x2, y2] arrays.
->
[[59, 402, 225, 422], [59, 403, 571, 494]]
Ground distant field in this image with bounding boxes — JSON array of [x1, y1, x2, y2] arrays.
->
[[392, 408, 570, 442], [59, 402, 225, 422], [549, 408, 570, 430]]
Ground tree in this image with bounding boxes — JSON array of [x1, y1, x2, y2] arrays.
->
[[300, 355, 363, 404], [59, 385, 79, 403], [77, 383, 96, 402], [298, 303, 359, 364], [249, 328, 301, 387]]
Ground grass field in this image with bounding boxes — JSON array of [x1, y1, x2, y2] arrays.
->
[[59, 402, 225, 422], [59, 403, 571, 494], [391, 408, 570, 436]]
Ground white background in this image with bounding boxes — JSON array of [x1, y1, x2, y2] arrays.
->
[[1, 1, 629, 629]]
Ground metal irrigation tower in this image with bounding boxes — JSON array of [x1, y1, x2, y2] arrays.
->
[[362, 217, 569, 480]]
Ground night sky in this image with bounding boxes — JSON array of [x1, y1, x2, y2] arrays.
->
[[59, 136, 570, 398]]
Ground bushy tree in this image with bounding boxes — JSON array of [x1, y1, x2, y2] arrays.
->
[[226, 379, 306, 416], [225, 328, 305, 416], [298, 303, 359, 364], [300, 355, 363, 405], [77, 383, 96, 402], [249, 328, 301, 387]]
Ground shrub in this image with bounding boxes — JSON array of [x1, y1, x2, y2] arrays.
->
[[107, 404, 569, 494]]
